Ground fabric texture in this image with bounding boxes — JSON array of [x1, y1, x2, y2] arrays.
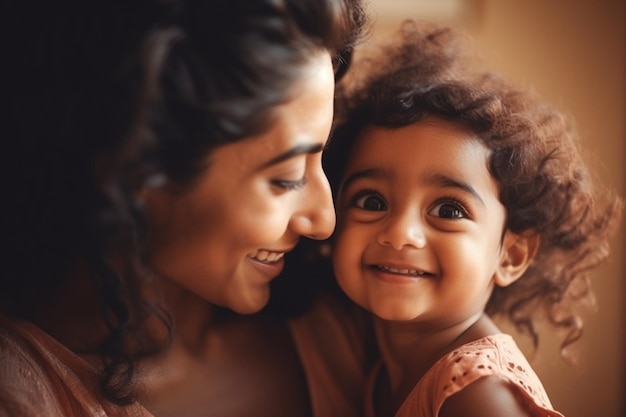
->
[[289, 294, 373, 417], [1, 296, 372, 417], [0, 315, 152, 417], [364, 334, 564, 417]]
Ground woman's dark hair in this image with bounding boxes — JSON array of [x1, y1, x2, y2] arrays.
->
[[326, 21, 622, 361], [4, 0, 367, 404]]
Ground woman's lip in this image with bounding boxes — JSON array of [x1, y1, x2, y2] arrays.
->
[[247, 247, 292, 260], [247, 255, 286, 281]]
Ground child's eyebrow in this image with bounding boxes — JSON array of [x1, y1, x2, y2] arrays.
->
[[427, 173, 486, 206], [340, 167, 390, 191]]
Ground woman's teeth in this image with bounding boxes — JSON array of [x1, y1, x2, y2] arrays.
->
[[249, 250, 285, 263]]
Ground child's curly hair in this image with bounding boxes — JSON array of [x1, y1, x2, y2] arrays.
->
[[326, 20, 623, 360]]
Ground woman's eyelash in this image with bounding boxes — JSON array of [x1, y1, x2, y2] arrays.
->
[[271, 178, 307, 190]]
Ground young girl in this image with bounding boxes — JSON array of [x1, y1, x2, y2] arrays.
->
[[324, 22, 623, 417]]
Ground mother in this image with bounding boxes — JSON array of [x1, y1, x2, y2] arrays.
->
[[1, 0, 368, 416]]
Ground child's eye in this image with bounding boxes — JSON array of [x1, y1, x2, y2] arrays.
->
[[428, 199, 468, 219], [352, 190, 387, 211], [271, 178, 307, 191]]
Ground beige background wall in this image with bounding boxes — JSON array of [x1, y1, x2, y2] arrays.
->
[[368, 1, 625, 416]]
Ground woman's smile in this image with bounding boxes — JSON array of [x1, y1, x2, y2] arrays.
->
[[248, 249, 287, 263], [142, 52, 336, 314]]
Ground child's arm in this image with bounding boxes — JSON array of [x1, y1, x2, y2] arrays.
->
[[439, 376, 539, 417]]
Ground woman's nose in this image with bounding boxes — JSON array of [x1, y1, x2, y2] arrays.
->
[[377, 209, 426, 250], [289, 171, 336, 240]]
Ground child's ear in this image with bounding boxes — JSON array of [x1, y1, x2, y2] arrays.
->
[[494, 230, 540, 287]]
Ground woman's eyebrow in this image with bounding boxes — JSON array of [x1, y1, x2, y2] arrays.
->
[[258, 143, 324, 169]]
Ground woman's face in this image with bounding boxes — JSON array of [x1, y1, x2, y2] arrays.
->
[[142, 52, 336, 314]]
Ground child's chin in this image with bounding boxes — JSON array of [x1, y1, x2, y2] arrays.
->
[[373, 308, 421, 323]]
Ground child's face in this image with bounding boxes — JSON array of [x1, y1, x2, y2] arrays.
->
[[333, 119, 508, 327]]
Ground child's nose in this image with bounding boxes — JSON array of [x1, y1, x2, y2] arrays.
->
[[376, 210, 426, 250]]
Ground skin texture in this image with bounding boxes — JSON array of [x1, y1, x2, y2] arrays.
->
[[332, 118, 536, 416], [142, 52, 336, 315], [138, 313, 314, 417]]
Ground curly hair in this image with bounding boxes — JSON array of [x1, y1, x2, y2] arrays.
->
[[4, 0, 368, 404], [326, 21, 622, 360]]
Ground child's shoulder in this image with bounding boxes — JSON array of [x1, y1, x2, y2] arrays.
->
[[397, 335, 564, 417], [432, 334, 546, 399]]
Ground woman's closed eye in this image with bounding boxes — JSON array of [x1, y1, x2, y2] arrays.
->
[[271, 178, 307, 191]]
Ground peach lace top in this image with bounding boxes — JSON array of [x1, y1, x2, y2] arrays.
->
[[364, 334, 564, 417]]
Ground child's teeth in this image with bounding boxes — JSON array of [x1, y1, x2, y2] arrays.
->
[[381, 265, 421, 276]]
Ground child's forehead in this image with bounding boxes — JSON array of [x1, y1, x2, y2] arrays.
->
[[345, 120, 496, 185], [351, 118, 485, 156]]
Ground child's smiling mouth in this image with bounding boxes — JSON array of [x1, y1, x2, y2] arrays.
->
[[371, 264, 436, 278]]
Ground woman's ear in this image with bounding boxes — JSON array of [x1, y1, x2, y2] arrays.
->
[[136, 175, 177, 229], [494, 230, 540, 287]]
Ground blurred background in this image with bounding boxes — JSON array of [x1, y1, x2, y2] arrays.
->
[[366, 1, 625, 416]]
